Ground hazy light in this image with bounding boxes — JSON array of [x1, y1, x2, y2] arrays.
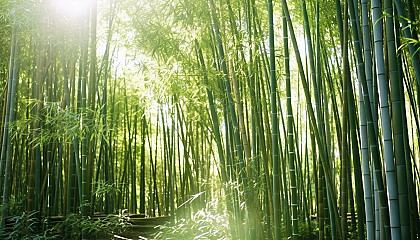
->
[[50, 0, 92, 19]]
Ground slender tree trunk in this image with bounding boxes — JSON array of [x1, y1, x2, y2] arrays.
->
[[340, 3, 349, 239], [266, 1, 280, 239], [1, 35, 19, 227]]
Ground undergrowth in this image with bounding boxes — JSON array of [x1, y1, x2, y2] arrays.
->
[[0, 210, 130, 240]]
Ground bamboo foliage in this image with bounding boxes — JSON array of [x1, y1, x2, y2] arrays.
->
[[0, 1, 420, 240]]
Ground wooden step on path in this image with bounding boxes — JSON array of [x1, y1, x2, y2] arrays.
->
[[114, 215, 172, 240]]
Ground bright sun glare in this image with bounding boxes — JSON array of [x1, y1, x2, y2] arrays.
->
[[50, 0, 92, 19]]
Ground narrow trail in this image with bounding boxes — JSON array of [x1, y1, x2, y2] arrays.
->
[[113, 215, 171, 240]]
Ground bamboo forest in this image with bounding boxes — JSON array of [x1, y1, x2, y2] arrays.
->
[[1, 0, 420, 239]]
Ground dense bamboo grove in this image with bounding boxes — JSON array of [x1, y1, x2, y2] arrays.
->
[[0, 0, 420, 239]]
